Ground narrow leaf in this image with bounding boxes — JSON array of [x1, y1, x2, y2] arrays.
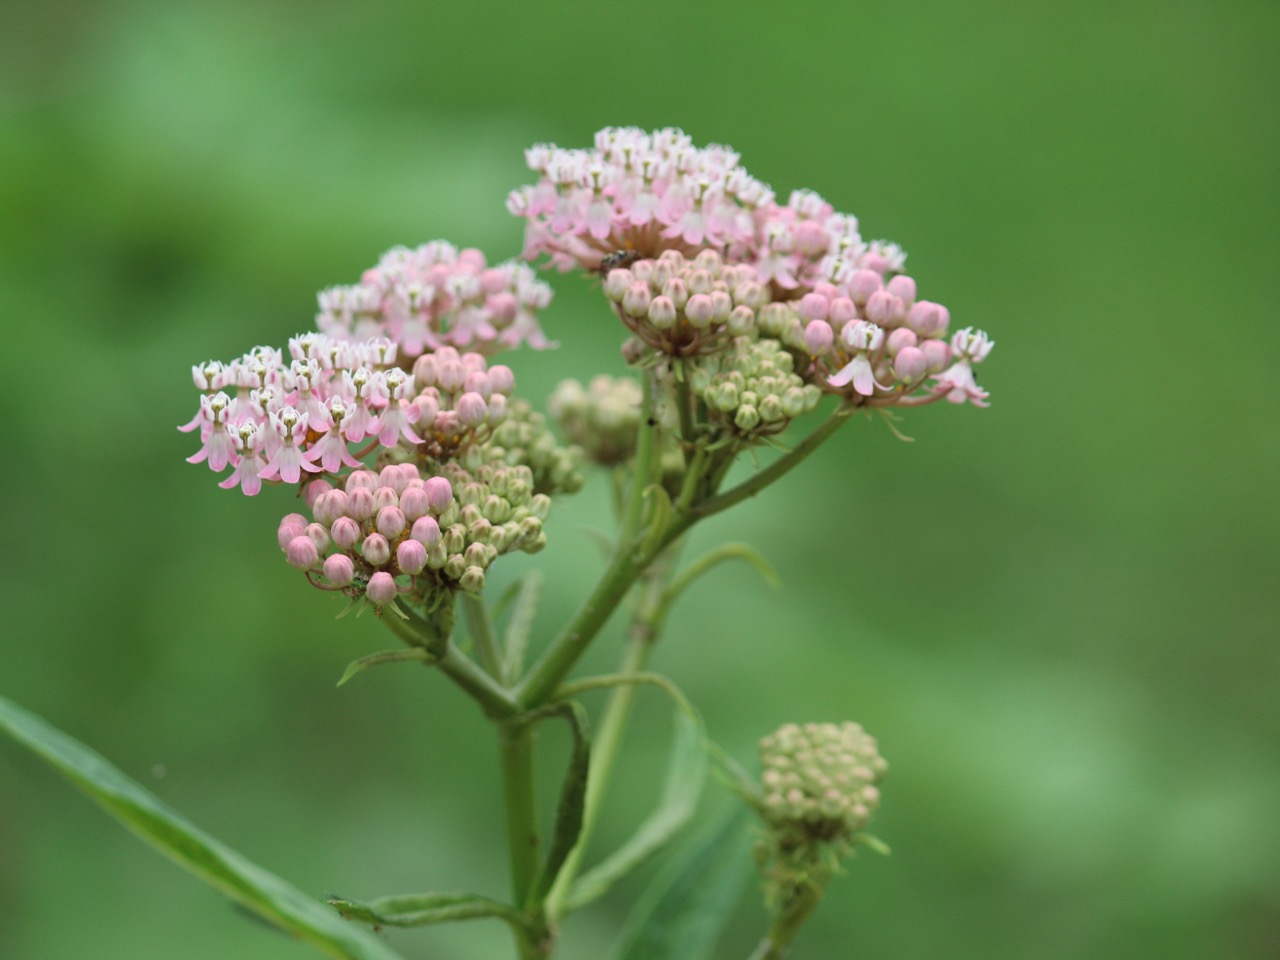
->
[[565, 708, 707, 912], [665, 543, 780, 614], [328, 891, 527, 932], [526, 701, 591, 902], [610, 806, 755, 960], [640, 484, 672, 558], [0, 696, 402, 960], [501, 571, 543, 685], [336, 648, 436, 687]]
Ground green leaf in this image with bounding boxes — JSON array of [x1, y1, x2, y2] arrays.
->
[[328, 891, 527, 932], [0, 696, 402, 960], [565, 705, 707, 912], [526, 700, 591, 902], [501, 570, 543, 685], [610, 806, 755, 960], [336, 648, 436, 687], [664, 543, 780, 611], [640, 483, 673, 558]]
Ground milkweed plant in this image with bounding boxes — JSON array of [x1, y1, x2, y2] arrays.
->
[[1, 127, 992, 960]]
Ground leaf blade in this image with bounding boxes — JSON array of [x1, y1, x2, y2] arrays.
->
[[0, 695, 402, 960]]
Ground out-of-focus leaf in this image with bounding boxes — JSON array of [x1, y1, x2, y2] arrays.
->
[[610, 806, 755, 960], [565, 706, 707, 912], [328, 891, 527, 932], [336, 648, 435, 687], [0, 695, 402, 960], [502, 570, 543, 685]]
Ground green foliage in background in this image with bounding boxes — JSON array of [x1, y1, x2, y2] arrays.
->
[[1, 1, 1277, 958]]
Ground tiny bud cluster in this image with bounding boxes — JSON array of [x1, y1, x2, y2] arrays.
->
[[482, 399, 585, 496], [758, 722, 886, 839], [317, 241, 553, 357], [603, 249, 766, 357], [690, 338, 822, 438], [549, 375, 643, 467]]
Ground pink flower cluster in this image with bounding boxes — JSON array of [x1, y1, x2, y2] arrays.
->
[[791, 273, 995, 407], [316, 241, 553, 357], [508, 127, 901, 294], [180, 334, 516, 495]]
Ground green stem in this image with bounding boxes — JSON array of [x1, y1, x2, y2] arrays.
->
[[497, 721, 542, 953], [696, 406, 850, 518], [383, 616, 519, 719], [620, 372, 659, 545], [674, 359, 697, 454], [462, 592, 503, 678]]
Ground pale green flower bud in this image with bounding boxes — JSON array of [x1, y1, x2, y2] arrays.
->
[[458, 565, 486, 593], [735, 405, 761, 432]]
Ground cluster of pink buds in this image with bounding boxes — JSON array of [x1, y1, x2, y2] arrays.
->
[[602, 249, 767, 356], [316, 240, 553, 357], [793, 273, 994, 407], [181, 334, 517, 496]]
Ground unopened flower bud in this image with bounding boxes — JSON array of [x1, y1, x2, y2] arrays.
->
[[893, 346, 928, 382], [735, 405, 761, 432], [804, 320, 834, 356], [921, 338, 951, 373], [798, 293, 829, 321], [365, 571, 398, 605], [459, 566, 486, 593], [622, 282, 652, 319], [330, 516, 361, 550], [278, 514, 308, 550], [399, 486, 430, 522], [604, 268, 634, 302], [886, 274, 917, 306], [372, 486, 399, 512], [710, 381, 740, 413], [443, 524, 466, 555], [885, 327, 918, 357], [396, 538, 428, 575], [303, 478, 332, 509], [685, 293, 715, 329], [464, 542, 489, 568], [727, 304, 755, 336], [907, 301, 949, 337], [362, 533, 391, 567], [285, 536, 319, 570], [648, 295, 677, 330], [457, 392, 488, 427], [846, 269, 883, 306], [322, 553, 355, 587], [304, 522, 330, 553], [423, 476, 452, 512], [443, 553, 467, 579], [759, 395, 785, 422]]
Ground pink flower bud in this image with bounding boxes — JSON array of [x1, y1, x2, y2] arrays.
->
[[828, 297, 857, 325], [798, 293, 829, 322], [438, 360, 466, 393], [893, 346, 928, 382], [486, 291, 517, 322], [330, 516, 361, 550], [396, 538, 428, 575], [685, 293, 715, 329], [864, 290, 903, 326], [487, 393, 509, 424], [886, 327, 918, 357], [415, 392, 440, 428], [709, 290, 733, 323], [648, 295, 677, 330], [907, 301, 949, 337], [323, 553, 354, 587], [347, 486, 376, 521], [277, 514, 307, 550], [487, 364, 515, 394], [303, 478, 332, 509], [312, 490, 348, 526], [604, 268, 633, 302], [886, 274, 917, 306], [413, 354, 439, 387], [464, 371, 492, 398], [375, 505, 406, 539], [622, 282, 652, 319], [921, 338, 952, 373], [411, 515, 441, 545], [846, 269, 883, 306], [423, 476, 452, 512], [369, 488, 395, 513], [662, 277, 689, 311], [804, 321, 834, 356], [345, 470, 378, 493], [285, 536, 318, 571], [456, 392, 489, 427], [362, 533, 391, 566], [304, 522, 330, 552], [379, 465, 411, 496], [400, 486, 430, 522], [365, 571, 398, 605]]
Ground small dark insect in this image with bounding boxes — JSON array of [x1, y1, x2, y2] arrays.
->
[[596, 248, 640, 276]]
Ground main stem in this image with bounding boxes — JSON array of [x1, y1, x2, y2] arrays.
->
[[498, 720, 545, 959]]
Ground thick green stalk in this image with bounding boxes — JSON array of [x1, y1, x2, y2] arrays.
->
[[498, 720, 544, 958], [382, 617, 519, 719]]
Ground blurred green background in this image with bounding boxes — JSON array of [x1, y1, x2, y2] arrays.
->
[[2, 1, 1277, 957]]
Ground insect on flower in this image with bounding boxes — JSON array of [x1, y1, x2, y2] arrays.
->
[[595, 248, 640, 276]]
